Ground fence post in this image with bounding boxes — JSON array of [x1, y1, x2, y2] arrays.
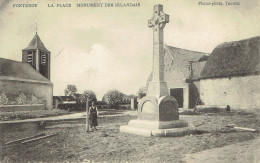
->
[[86, 98, 89, 132]]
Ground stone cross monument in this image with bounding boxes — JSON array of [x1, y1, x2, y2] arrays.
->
[[120, 4, 193, 137], [147, 4, 169, 99]]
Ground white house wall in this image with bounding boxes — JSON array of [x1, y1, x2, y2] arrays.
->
[[200, 75, 260, 110], [164, 54, 189, 108]]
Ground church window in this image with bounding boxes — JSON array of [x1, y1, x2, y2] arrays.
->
[[41, 53, 46, 64], [27, 52, 33, 63]]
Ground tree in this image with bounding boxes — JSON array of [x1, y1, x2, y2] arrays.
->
[[102, 89, 124, 109], [64, 85, 77, 96], [137, 86, 147, 99], [80, 90, 97, 103]]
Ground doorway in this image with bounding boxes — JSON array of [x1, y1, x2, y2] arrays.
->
[[170, 88, 183, 108]]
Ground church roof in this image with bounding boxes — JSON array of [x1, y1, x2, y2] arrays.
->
[[200, 36, 260, 79], [0, 57, 51, 83], [22, 33, 50, 53], [165, 45, 209, 78]]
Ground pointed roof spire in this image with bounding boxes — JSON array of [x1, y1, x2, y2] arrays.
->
[[23, 33, 50, 53], [35, 23, 38, 34]]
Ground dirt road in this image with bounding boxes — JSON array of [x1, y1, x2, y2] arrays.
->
[[1, 112, 259, 162]]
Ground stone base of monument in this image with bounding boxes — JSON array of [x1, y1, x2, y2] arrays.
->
[[120, 119, 196, 137], [120, 95, 197, 137]]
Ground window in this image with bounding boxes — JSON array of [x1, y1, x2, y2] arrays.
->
[[41, 53, 46, 64], [27, 52, 33, 63]]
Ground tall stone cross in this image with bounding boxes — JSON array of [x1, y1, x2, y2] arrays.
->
[[120, 5, 190, 137], [147, 4, 169, 98]]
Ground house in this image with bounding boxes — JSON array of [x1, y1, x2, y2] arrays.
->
[[199, 36, 260, 110], [53, 95, 77, 107], [53, 94, 83, 109], [147, 45, 209, 108]]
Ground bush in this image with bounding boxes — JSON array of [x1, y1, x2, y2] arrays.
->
[[80, 90, 97, 104], [0, 109, 70, 121], [58, 103, 85, 111], [102, 89, 124, 109]]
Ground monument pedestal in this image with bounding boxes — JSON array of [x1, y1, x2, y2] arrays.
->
[[120, 96, 195, 137], [120, 119, 195, 137], [120, 123, 195, 137]]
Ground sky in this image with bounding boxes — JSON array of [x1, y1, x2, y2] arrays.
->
[[0, 0, 259, 100]]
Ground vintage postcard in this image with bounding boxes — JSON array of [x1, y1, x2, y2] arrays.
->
[[0, 0, 259, 162]]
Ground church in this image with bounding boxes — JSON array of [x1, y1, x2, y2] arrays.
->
[[0, 33, 53, 110]]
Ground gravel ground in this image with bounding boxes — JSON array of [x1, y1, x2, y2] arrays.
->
[[184, 137, 260, 163], [1, 112, 259, 163]]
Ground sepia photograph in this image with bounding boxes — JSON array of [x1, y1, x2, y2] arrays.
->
[[0, 0, 259, 162]]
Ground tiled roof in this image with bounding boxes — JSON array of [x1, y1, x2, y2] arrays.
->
[[147, 45, 208, 82], [0, 57, 51, 82], [165, 45, 209, 78], [23, 33, 50, 53]]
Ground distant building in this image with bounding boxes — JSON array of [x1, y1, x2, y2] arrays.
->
[[0, 33, 53, 109], [53, 94, 88, 111], [53, 95, 82, 108], [199, 36, 260, 110]]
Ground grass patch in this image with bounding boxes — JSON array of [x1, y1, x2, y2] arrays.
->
[[0, 109, 71, 121]]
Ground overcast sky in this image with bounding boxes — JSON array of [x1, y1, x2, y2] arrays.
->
[[0, 0, 259, 99]]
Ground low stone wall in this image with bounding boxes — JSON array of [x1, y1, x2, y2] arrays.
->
[[195, 105, 228, 113], [119, 104, 131, 109], [0, 79, 53, 109], [0, 104, 45, 112], [57, 103, 85, 111]]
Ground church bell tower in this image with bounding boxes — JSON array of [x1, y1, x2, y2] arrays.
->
[[22, 33, 51, 80]]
